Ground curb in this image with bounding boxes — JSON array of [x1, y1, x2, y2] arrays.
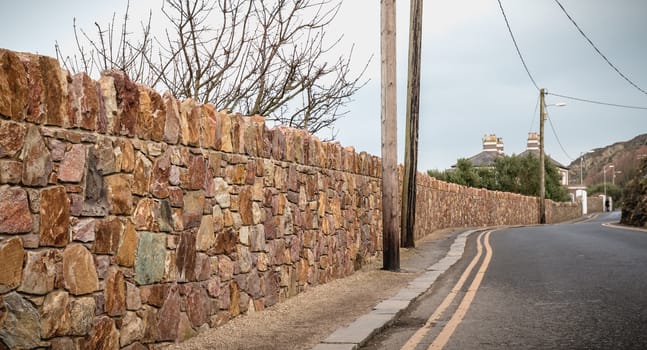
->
[[602, 221, 647, 233], [311, 229, 479, 350]]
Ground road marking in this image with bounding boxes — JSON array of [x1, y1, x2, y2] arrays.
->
[[428, 230, 494, 350], [400, 230, 487, 350]]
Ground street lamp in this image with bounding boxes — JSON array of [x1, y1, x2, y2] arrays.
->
[[603, 164, 614, 211], [612, 170, 621, 185], [539, 88, 566, 224]]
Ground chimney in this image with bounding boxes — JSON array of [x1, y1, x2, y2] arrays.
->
[[496, 137, 504, 154], [482, 134, 498, 152], [527, 132, 539, 150]]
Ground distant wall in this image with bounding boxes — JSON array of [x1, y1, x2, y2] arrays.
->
[[0, 48, 580, 349], [588, 195, 605, 213], [409, 174, 580, 239]]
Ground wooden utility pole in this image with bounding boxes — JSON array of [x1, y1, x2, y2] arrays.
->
[[381, 0, 399, 270], [401, 0, 423, 248], [539, 88, 546, 224]]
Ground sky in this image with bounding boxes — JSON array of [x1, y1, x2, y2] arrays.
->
[[1, 0, 646, 171]]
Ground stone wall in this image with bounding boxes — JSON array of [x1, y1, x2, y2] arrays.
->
[[409, 173, 580, 240], [0, 48, 580, 349]]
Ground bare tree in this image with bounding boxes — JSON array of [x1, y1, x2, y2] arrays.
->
[[56, 0, 369, 139]]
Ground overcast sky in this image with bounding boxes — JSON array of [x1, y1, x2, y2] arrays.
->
[[2, 0, 646, 170]]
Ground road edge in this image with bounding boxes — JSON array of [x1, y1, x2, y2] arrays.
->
[[311, 228, 482, 350]]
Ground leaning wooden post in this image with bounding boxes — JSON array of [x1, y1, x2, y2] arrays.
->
[[401, 0, 423, 248]]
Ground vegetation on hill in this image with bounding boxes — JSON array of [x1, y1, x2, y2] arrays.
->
[[428, 154, 570, 202], [569, 133, 647, 189], [568, 133, 646, 206], [621, 158, 647, 227]]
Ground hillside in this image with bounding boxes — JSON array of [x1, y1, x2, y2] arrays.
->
[[568, 133, 647, 188]]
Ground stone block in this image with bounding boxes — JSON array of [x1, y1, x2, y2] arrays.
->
[[185, 284, 209, 327], [85, 316, 119, 350], [40, 290, 71, 338], [0, 238, 24, 293], [183, 190, 205, 229], [94, 216, 123, 255], [105, 174, 133, 215], [156, 285, 180, 341], [58, 144, 86, 183], [39, 55, 69, 127], [108, 71, 139, 137], [69, 72, 99, 130], [0, 186, 32, 233], [116, 221, 138, 267], [69, 296, 96, 336], [21, 125, 52, 186], [39, 186, 70, 247], [0, 120, 26, 158], [18, 249, 58, 295], [0, 160, 22, 184], [63, 243, 99, 295], [163, 92, 180, 144], [179, 99, 200, 147], [104, 266, 126, 317], [120, 311, 145, 347], [0, 50, 30, 121], [150, 151, 170, 198], [72, 218, 95, 243], [82, 146, 108, 216], [134, 232, 166, 285], [0, 292, 46, 349], [133, 152, 152, 196]]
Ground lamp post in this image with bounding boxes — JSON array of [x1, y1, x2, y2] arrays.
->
[[612, 170, 621, 185], [603, 164, 614, 211], [538, 88, 566, 224]]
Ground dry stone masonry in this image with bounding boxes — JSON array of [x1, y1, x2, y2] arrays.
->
[[0, 48, 580, 349]]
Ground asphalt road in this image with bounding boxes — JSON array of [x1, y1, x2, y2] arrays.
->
[[363, 212, 647, 350]]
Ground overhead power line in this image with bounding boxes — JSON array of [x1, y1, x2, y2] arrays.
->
[[547, 92, 647, 110], [546, 110, 574, 161], [496, 0, 539, 91], [528, 94, 540, 133], [553, 0, 647, 96]]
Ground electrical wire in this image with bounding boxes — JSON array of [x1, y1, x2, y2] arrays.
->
[[546, 111, 574, 161], [547, 92, 647, 110], [553, 0, 647, 96], [496, 0, 539, 91], [528, 94, 540, 133]]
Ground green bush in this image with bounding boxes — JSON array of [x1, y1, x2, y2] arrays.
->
[[427, 154, 570, 202]]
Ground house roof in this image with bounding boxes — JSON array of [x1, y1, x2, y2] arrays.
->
[[518, 149, 569, 169], [463, 151, 503, 168]]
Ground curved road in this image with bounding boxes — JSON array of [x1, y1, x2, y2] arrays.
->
[[363, 212, 647, 349]]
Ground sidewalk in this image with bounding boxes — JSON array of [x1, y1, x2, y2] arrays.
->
[[164, 228, 476, 350]]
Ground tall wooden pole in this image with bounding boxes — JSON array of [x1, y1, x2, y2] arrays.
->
[[381, 0, 399, 270], [401, 0, 423, 248], [539, 88, 546, 224]]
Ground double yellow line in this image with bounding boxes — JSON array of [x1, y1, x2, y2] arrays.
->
[[401, 230, 495, 350]]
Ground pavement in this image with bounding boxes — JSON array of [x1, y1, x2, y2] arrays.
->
[[311, 228, 479, 350], [164, 227, 481, 350]]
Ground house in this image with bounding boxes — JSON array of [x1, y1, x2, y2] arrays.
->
[[461, 134, 505, 168], [518, 132, 570, 186], [459, 132, 570, 186]]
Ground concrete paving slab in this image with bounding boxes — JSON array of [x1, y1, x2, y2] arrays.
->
[[311, 343, 357, 350], [391, 289, 421, 301], [322, 312, 394, 345], [374, 298, 410, 312]]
